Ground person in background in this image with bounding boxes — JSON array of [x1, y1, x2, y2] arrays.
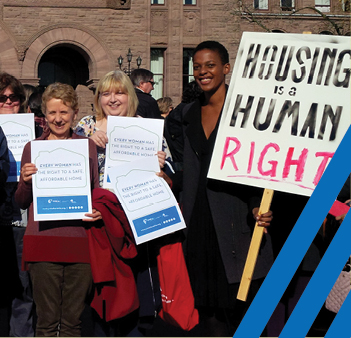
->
[[163, 81, 202, 202], [15, 82, 101, 337], [130, 68, 162, 119], [27, 90, 45, 138], [21, 84, 36, 114], [156, 97, 173, 119], [0, 125, 11, 337], [75, 70, 166, 336], [0, 72, 34, 337], [181, 41, 274, 336]]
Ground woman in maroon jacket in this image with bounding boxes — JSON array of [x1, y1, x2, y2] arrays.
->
[[15, 83, 101, 337]]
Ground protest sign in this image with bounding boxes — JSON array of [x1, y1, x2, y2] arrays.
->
[[0, 113, 35, 181], [109, 157, 186, 244], [103, 116, 164, 189], [31, 139, 92, 221], [208, 32, 351, 197]]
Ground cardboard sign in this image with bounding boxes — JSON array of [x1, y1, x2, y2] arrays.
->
[[208, 32, 351, 196], [108, 157, 186, 244], [103, 116, 163, 189], [0, 113, 35, 181], [31, 139, 92, 221]]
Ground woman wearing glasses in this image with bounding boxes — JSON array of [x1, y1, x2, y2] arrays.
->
[[0, 72, 36, 337], [0, 73, 25, 115]]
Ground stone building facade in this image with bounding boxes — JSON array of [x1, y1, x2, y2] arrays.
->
[[0, 0, 349, 118]]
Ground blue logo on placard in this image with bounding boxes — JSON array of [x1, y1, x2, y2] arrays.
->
[[37, 195, 89, 214], [133, 206, 180, 236]]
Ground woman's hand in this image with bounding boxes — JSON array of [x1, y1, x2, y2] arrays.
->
[[83, 208, 102, 222], [252, 207, 273, 234], [20, 163, 38, 183], [90, 130, 108, 148], [157, 151, 166, 169]]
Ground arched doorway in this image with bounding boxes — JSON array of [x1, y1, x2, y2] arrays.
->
[[38, 45, 89, 89]]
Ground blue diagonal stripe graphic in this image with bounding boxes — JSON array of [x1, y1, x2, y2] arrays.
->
[[325, 283, 351, 338], [233, 125, 351, 338], [280, 212, 351, 337]]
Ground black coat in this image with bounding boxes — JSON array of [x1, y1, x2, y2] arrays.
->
[[181, 98, 274, 284], [135, 88, 161, 119]]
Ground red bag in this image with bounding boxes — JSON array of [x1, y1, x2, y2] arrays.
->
[[157, 242, 199, 331]]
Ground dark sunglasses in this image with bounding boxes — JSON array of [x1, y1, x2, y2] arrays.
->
[[148, 80, 155, 87], [0, 94, 20, 103]]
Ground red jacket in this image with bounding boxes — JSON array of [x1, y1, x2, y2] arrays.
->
[[88, 188, 139, 321]]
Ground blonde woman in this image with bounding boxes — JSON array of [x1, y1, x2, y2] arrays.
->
[[75, 70, 166, 186]]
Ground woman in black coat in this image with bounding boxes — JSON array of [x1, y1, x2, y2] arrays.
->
[[181, 41, 274, 337]]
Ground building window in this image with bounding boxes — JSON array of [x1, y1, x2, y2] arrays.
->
[[183, 0, 196, 4], [151, 0, 165, 4], [254, 0, 268, 9], [315, 0, 330, 11], [183, 49, 194, 90], [341, 0, 350, 10], [150, 49, 164, 100], [280, 0, 294, 10]]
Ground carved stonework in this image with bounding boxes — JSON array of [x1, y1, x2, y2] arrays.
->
[[17, 48, 26, 62], [2, 0, 131, 9], [184, 11, 200, 35], [151, 11, 168, 36], [106, 0, 131, 10]]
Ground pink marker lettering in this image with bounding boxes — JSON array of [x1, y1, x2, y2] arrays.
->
[[258, 143, 280, 176], [313, 152, 334, 186], [283, 147, 308, 181], [220, 137, 241, 170]]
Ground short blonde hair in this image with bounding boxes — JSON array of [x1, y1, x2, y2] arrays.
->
[[157, 97, 173, 115], [42, 83, 78, 113], [94, 70, 138, 120]]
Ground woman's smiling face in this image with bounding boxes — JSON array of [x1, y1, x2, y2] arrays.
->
[[193, 48, 230, 94], [45, 98, 77, 140], [0, 87, 21, 114], [100, 89, 129, 117]]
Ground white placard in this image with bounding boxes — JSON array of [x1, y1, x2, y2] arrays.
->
[[103, 116, 164, 189], [31, 139, 92, 221], [0, 113, 35, 181], [208, 32, 351, 196], [109, 157, 186, 244]]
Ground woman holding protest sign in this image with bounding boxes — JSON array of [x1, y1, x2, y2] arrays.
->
[[75, 70, 167, 187], [181, 41, 274, 336], [0, 72, 35, 337], [15, 82, 101, 337], [75, 70, 171, 336]]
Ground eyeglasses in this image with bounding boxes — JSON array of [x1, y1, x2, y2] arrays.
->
[[0, 94, 20, 103], [148, 80, 155, 87]]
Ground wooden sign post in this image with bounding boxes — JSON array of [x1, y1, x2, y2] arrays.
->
[[237, 188, 274, 301]]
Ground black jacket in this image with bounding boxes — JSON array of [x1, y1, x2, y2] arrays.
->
[[135, 88, 161, 119], [181, 98, 274, 284]]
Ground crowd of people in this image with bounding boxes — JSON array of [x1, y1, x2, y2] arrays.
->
[[0, 40, 347, 338]]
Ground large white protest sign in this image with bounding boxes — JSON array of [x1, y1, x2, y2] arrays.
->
[[109, 157, 185, 244], [31, 139, 92, 221], [208, 32, 351, 196], [103, 116, 164, 189], [0, 113, 35, 181]]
